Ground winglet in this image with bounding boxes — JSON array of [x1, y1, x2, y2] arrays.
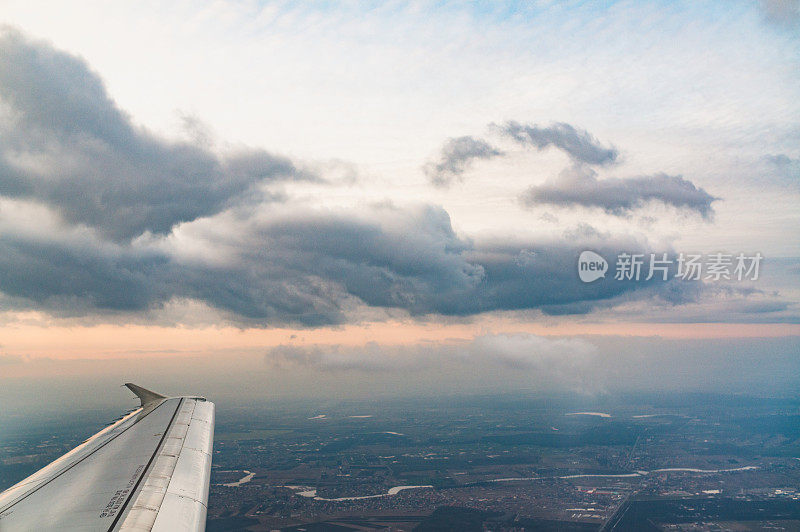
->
[[124, 383, 167, 407]]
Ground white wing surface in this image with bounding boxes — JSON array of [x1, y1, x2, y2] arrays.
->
[[0, 384, 215, 532]]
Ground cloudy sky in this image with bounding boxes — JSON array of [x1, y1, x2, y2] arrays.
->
[[0, 1, 798, 409]]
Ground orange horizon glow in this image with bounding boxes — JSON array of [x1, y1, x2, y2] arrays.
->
[[1, 312, 798, 360]]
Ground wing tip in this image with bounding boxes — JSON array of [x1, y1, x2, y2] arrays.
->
[[124, 383, 167, 407]]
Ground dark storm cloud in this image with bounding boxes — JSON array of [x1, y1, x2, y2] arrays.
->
[[423, 136, 504, 187], [0, 199, 695, 325], [228, 207, 655, 318], [423, 121, 616, 187], [0, 29, 737, 326], [454, 238, 696, 317], [158, 205, 660, 322], [521, 165, 717, 218], [498, 121, 618, 166], [167, 205, 486, 325], [0, 231, 167, 311], [0, 28, 315, 241]]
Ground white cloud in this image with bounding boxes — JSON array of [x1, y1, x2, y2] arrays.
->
[[267, 333, 600, 392]]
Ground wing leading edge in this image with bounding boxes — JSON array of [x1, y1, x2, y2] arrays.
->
[[0, 384, 215, 532]]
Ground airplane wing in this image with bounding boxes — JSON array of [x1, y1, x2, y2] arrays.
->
[[0, 384, 215, 531]]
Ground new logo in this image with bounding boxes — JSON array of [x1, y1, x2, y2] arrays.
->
[[578, 251, 608, 283]]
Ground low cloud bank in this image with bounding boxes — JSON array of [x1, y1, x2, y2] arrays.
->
[[521, 165, 717, 218], [268, 333, 600, 392]]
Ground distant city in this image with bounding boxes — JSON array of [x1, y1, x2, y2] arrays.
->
[[3, 392, 799, 531]]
